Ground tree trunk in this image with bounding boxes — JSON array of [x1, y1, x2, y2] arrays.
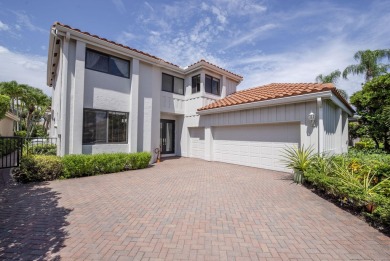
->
[[372, 137, 380, 149], [384, 133, 390, 153]]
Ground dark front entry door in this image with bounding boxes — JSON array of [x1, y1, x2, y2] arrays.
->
[[160, 120, 175, 154]]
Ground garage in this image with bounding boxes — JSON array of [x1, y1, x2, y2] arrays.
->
[[189, 127, 205, 159], [213, 123, 300, 172]]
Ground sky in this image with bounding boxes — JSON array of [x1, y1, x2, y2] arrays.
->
[[0, 0, 389, 97]]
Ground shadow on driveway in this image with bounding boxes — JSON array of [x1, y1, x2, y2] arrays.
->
[[0, 177, 72, 260]]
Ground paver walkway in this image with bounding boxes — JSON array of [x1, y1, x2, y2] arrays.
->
[[0, 158, 389, 260]]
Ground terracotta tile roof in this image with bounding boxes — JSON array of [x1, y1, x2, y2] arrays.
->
[[52, 22, 241, 78], [187, 59, 243, 79], [53, 22, 180, 68], [198, 83, 353, 111]]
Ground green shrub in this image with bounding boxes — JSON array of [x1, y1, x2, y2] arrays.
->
[[13, 152, 152, 182], [62, 152, 151, 179], [355, 141, 367, 150], [0, 138, 21, 156], [304, 151, 390, 228], [26, 144, 57, 155], [15, 130, 27, 137], [13, 155, 63, 183]]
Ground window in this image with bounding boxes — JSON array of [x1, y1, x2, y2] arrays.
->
[[192, 74, 201, 93], [205, 75, 220, 95], [83, 109, 128, 144], [85, 49, 130, 78], [162, 73, 184, 95]]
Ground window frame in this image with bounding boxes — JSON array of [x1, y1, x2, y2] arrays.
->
[[192, 74, 201, 94], [161, 73, 185, 95], [205, 74, 220, 95], [82, 108, 128, 145], [85, 48, 130, 78]]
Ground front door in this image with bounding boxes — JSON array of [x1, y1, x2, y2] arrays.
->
[[160, 120, 175, 154]]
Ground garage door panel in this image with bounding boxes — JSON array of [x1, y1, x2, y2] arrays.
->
[[213, 123, 300, 172], [189, 128, 205, 159]]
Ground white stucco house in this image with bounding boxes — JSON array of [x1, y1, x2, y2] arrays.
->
[[47, 22, 354, 172]]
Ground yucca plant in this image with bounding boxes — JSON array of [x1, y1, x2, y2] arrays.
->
[[282, 145, 314, 184]]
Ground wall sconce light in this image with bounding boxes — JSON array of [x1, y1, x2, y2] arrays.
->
[[308, 112, 316, 127]]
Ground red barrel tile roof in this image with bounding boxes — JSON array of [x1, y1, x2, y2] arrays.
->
[[198, 83, 353, 111]]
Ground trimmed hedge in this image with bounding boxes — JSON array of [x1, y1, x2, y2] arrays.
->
[[14, 155, 63, 183], [13, 152, 151, 183]]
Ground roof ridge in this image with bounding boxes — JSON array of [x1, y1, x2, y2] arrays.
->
[[54, 22, 181, 68], [53, 22, 243, 79], [186, 59, 243, 79], [198, 82, 351, 112]]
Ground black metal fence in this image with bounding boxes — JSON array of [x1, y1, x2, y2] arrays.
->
[[0, 137, 57, 169]]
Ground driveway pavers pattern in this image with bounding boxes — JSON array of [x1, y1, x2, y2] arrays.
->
[[0, 157, 389, 260]]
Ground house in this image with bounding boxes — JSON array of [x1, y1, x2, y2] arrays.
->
[[47, 22, 354, 172], [0, 111, 19, 136]]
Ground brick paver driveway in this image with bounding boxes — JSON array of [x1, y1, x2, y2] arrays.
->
[[1, 158, 389, 260]]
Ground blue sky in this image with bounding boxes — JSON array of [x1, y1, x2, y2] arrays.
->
[[0, 0, 389, 96]]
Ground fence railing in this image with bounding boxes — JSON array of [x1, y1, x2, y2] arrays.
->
[[0, 137, 57, 169]]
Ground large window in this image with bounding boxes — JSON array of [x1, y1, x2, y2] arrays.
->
[[192, 74, 201, 93], [85, 49, 130, 78], [162, 73, 184, 95], [83, 109, 128, 144], [205, 75, 220, 95]]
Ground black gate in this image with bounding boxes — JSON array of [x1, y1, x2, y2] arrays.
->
[[0, 137, 57, 169], [0, 137, 23, 169]]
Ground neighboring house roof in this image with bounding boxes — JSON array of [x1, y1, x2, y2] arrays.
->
[[198, 83, 354, 112], [48, 22, 242, 85], [4, 111, 19, 121]]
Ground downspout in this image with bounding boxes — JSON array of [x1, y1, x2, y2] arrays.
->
[[317, 97, 323, 154], [59, 31, 70, 156]]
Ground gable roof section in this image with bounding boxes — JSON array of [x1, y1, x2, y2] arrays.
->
[[50, 22, 242, 81], [198, 83, 354, 112]]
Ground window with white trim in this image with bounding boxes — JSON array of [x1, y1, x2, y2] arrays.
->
[[82, 109, 128, 144]]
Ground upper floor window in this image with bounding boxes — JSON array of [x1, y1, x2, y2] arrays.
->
[[162, 73, 184, 95], [205, 75, 220, 95], [85, 49, 130, 78], [192, 75, 201, 93], [83, 108, 128, 144]]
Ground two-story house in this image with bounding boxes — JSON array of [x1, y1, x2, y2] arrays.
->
[[47, 22, 353, 172]]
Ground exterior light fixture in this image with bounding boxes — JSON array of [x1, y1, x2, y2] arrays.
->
[[308, 112, 316, 127]]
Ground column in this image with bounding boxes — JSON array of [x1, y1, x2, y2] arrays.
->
[[129, 58, 139, 152]]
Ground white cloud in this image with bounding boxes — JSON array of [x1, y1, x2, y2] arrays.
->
[[0, 21, 9, 31], [0, 46, 51, 95], [230, 38, 368, 96], [116, 31, 137, 45], [224, 23, 278, 50], [112, 0, 126, 14], [13, 12, 46, 33]]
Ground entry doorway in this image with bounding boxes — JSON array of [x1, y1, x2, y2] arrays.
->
[[160, 120, 175, 154]]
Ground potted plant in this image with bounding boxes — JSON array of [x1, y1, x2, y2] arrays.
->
[[282, 145, 314, 184]]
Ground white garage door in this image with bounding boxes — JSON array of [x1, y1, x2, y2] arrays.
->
[[189, 127, 205, 159], [213, 123, 300, 172]]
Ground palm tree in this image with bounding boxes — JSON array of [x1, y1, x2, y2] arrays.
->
[[343, 49, 390, 81], [315, 69, 341, 84], [315, 69, 348, 100]]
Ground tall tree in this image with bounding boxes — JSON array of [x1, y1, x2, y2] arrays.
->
[[0, 94, 10, 120], [350, 73, 390, 152], [343, 49, 390, 81], [315, 69, 348, 100]]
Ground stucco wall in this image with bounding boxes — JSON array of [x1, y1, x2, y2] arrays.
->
[[0, 116, 14, 136]]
